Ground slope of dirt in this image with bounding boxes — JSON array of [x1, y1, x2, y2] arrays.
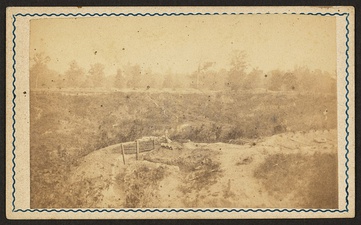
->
[[68, 129, 338, 208], [30, 91, 337, 208]]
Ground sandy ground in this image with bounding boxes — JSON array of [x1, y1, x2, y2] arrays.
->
[[69, 129, 337, 208]]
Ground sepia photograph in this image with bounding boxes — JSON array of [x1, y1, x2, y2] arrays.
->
[[29, 14, 339, 209], [5, 6, 355, 219]]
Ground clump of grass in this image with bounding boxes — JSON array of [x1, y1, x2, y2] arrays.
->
[[235, 156, 253, 166], [122, 165, 166, 208], [254, 152, 338, 209], [176, 149, 222, 207]]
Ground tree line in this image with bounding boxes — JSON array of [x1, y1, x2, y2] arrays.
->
[[30, 51, 336, 93]]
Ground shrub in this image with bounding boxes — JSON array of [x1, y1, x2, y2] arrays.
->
[[254, 152, 338, 209], [121, 164, 166, 208]]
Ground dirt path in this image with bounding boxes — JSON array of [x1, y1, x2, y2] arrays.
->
[[215, 143, 274, 208], [68, 129, 337, 208], [99, 153, 125, 208]]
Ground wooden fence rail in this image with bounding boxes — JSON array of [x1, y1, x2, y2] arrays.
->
[[107, 137, 166, 164], [121, 139, 155, 154]]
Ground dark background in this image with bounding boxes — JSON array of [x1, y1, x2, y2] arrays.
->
[[0, 0, 359, 224]]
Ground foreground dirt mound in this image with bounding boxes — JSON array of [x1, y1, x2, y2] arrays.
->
[[68, 129, 338, 208]]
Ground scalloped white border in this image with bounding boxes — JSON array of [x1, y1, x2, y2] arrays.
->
[[6, 6, 355, 219]]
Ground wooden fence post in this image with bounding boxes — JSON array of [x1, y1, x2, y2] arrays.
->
[[136, 140, 139, 160], [121, 143, 126, 165]]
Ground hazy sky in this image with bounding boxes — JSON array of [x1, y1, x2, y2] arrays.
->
[[30, 14, 336, 75]]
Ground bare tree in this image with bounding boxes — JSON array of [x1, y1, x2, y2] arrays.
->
[[227, 50, 248, 91], [64, 60, 86, 88], [114, 68, 126, 89], [126, 64, 142, 89], [30, 53, 54, 89], [89, 63, 105, 88]]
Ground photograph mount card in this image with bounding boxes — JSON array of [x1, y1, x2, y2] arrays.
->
[[5, 6, 355, 219]]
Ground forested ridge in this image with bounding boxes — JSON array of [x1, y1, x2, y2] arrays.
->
[[30, 51, 336, 93]]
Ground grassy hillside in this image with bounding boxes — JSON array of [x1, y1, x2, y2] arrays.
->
[[30, 90, 337, 208]]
